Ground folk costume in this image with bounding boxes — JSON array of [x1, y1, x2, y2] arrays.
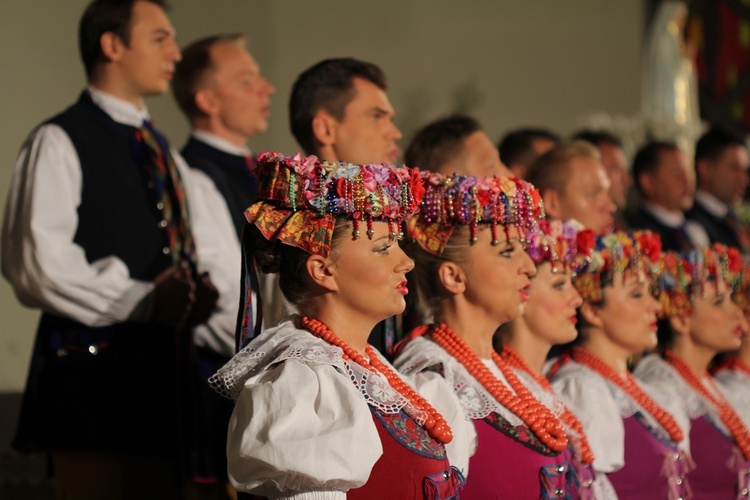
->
[[209, 152, 464, 499], [549, 232, 693, 499]]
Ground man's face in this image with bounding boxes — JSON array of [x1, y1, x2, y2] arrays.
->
[[509, 137, 556, 179], [439, 131, 512, 177], [598, 142, 631, 210], [116, 1, 181, 100], [647, 148, 691, 212], [558, 156, 616, 234], [705, 145, 750, 205], [206, 42, 274, 143], [327, 77, 402, 165]]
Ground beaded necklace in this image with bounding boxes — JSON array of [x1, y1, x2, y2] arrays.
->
[[570, 347, 684, 443], [430, 323, 568, 453], [299, 316, 453, 445], [664, 350, 750, 459], [500, 346, 595, 465]]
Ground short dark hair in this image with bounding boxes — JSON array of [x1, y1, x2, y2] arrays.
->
[[571, 129, 623, 149], [695, 126, 747, 183], [79, 0, 169, 78], [172, 33, 245, 121], [497, 128, 560, 167], [404, 114, 481, 171], [289, 58, 387, 155], [631, 141, 680, 195]]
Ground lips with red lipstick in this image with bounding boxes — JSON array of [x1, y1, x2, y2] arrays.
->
[[649, 319, 658, 331], [396, 280, 409, 295], [519, 284, 531, 302], [568, 315, 578, 325]]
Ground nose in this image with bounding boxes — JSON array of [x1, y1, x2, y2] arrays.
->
[[169, 39, 181, 62], [518, 250, 536, 277], [648, 293, 662, 315], [570, 285, 583, 308], [263, 76, 276, 95], [396, 244, 415, 274], [390, 120, 403, 141]]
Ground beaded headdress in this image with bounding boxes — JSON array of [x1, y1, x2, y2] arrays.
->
[[525, 219, 596, 274], [246, 151, 424, 257], [572, 231, 663, 303], [409, 172, 545, 256], [655, 244, 744, 318], [732, 254, 750, 315]]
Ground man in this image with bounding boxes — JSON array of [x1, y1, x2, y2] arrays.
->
[[627, 141, 708, 251], [405, 114, 512, 176], [497, 127, 560, 179], [173, 33, 275, 237], [572, 130, 632, 224], [288, 58, 402, 356], [2, 1, 238, 497], [526, 141, 617, 235], [687, 126, 750, 251]]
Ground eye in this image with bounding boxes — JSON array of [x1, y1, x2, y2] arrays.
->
[[499, 245, 515, 258], [376, 244, 392, 255], [553, 280, 566, 291]]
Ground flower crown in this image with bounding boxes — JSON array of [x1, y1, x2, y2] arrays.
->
[[245, 151, 424, 257], [409, 172, 545, 256], [572, 231, 663, 303], [655, 244, 744, 317], [525, 219, 596, 274]]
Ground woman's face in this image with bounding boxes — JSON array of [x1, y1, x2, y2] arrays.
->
[[521, 262, 583, 346], [328, 220, 414, 322], [460, 226, 536, 325], [689, 279, 744, 354], [597, 270, 662, 354]]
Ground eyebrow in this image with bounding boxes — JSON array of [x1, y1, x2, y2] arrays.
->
[[152, 28, 174, 37]]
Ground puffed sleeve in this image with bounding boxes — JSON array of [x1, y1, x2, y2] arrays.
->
[[551, 372, 624, 473], [408, 370, 477, 476], [227, 359, 383, 499]]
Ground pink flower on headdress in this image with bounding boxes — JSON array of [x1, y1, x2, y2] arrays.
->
[[290, 152, 319, 176]]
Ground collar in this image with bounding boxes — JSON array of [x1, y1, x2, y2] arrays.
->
[[694, 190, 729, 218], [642, 201, 685, 228], [192, 130, 252, 157], [87, 85, 150, 127]]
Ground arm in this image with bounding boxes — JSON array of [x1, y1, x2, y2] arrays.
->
[[228, 359, 383, 498], [2, 124, 154, 326]]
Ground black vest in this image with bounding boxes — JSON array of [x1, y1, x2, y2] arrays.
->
[[686, 199, 742, 248], [626, 207, 695, 252]]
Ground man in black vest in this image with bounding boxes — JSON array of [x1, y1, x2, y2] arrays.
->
[[687, 126, 750, 251], [627, 141, 708, 251], [171, 33, 274, 499], [1, 1, 239, 497]]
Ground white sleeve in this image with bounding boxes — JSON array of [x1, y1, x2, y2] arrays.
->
[[1, 124, 153, 326], [552, 372, 624, 473], [408, 370, 477, 477], [227, 359, 382, 498], [177, 153, 241, 357]]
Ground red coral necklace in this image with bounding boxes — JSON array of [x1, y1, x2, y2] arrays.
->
[[299, 316, 453, 445], [570, 346, 684, 443], [430, 323, 568, 453], [501, 346, 595, 465]]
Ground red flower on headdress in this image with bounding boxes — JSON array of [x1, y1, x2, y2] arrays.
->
[[576, 229, 596, 256], [727, 246, 743, 272], [409, 169, 426, 209], [476, 188, 492, 207], [335, 177, 347, 198], [637, 232, 662, 262]]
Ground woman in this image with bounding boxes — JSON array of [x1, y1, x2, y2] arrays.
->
[[635, 246, 750, 498], [548, 231, 692, 499], [209, 152, 466, 499], [395, 172, 578, 498], [495, 219, 613, 498]]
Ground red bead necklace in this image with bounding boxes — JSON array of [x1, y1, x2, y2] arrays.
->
[[570, 347, 684, 443], [298, 316, 453, 445], [500, 346, 595, 465], [664, 350, 750, 459], [430, 323, 568, 453]]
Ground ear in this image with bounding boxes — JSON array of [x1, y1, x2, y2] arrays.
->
[[579, 301, 603, 329], [99, 32, 125, 63], [195, 88, 218, 116], [668, 315, 691, 338], [542, 189, 562, 219], [305, 254, 338, 293], [638, 172, 655, 198], [311, 110, 337, 148], [695, 158, 711, 186], [437, 261, 467, 295]]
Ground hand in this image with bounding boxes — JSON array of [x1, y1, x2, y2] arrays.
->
[[152, 262, 195, 328], [186, 272, 220, 326]]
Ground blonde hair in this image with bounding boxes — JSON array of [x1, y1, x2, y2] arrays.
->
[[526, 140, 601, 195]]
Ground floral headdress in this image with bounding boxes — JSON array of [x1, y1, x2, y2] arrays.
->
[[655, 244, 744, 317], [732, 254, 750, 315], [245, 151, 424, 257], [409, 172, 545, 256], [572, 231, 663, 303], [525, 219, 596, 274]]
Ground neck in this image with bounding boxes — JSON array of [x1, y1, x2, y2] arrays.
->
[[193, 120, 249, 147], [89, 75, 146, 109], [437, 297, 499, 359], [737, 339, 750, 366], [305, 302, 375, 357], [671, 337, 717, 376], [580, 328, 631, 376], [504, 318, 551, 373], [316, 146, 339, 165]]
